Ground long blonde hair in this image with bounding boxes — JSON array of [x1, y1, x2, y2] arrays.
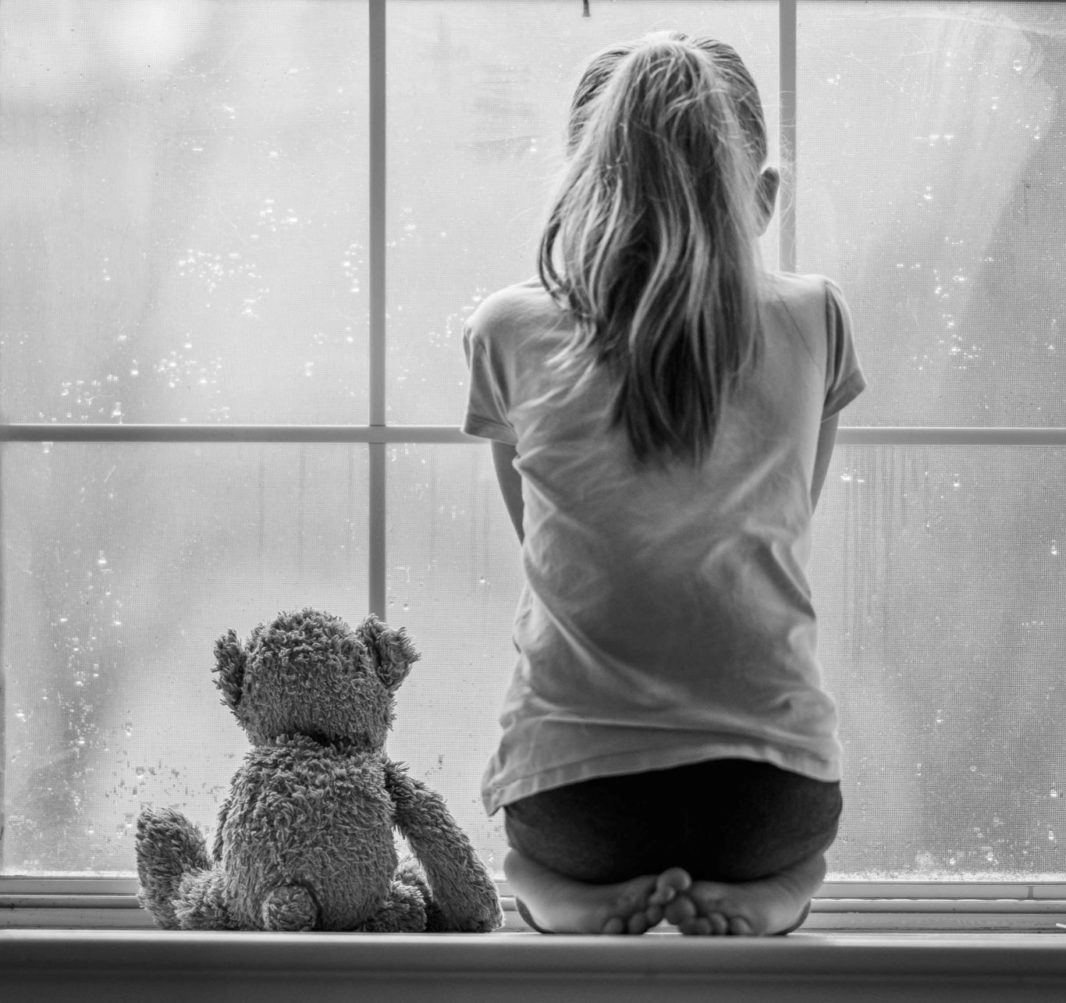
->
[[539, 33, 768, 465]]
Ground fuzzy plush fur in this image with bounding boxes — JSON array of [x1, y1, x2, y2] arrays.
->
[[135, 608, 502, 932]]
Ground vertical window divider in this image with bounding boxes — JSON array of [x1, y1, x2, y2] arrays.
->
[[779, 0, 798, 273], [368, 0, 387, 618]]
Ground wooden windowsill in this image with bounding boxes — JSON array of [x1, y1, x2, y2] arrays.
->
[[4, 927, 1066, 1003]]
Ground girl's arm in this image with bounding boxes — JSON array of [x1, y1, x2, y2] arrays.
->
[[491, 440, 525, 542], [811, 413, 839, 510]]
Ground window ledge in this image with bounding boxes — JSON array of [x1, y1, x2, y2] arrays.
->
[[4, 928, 1066, 1003], [4, 893, 1066, 933]]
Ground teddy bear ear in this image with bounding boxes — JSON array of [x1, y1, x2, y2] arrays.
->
[[212, 628, 247, 714], [357, 614, 420, 693]]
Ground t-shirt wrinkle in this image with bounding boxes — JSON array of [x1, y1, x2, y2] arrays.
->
[[464, 271, 866, 814], [771, 289, 823, 378]]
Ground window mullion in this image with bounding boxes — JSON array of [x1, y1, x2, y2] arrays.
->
[[368, 0, 387, 617], [779, 0, 797, 273]]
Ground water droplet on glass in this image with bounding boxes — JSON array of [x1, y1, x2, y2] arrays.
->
[[1013, 57, 1025, 73]]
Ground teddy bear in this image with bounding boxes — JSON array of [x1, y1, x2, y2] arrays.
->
[[135, 608, 503, 933]]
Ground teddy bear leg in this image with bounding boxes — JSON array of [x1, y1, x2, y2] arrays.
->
[[395, 856, 453, 933], [359, 867, 429, 933], [136, 807, 212, 929], [260, 884, 319, 932], [172, 868, 240, 930]]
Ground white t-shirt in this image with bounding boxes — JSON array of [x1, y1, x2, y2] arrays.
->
[[463, 272, 866, 814]]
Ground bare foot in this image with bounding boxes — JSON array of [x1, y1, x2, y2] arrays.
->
[[663, 852, 826, 936], [505, 850, 692, 935]]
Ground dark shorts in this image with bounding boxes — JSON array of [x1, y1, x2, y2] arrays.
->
[[503, 758, 842, 885]]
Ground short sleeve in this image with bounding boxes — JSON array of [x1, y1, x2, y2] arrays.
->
[[462, 318, 518, 445], [822, 279, 866, 418]]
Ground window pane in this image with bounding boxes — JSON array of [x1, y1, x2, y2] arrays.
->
[[0, 0, 369, 425], [389, 442, 1066, 882], [393, 441, 1066, 881], [386, 444, 523, 874], [385, 0, 778, 424], [814, 446, 1066, 879], [2, 443, 368, 874], [798, 1, 1066, 427]]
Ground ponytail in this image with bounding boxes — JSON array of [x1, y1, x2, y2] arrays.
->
[[539, 34, 767, 466]]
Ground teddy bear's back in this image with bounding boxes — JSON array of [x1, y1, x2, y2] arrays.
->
[[220, 737, 398, 930]]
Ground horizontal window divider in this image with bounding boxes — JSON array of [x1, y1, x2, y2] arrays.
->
[[812, 899, 1066, 915], [1, 425, 1065, 446], [0, 424, 480, 445], [6, 877, 1065, 902], [835, 427, 1066, 447], [819, 881, 1066, 902], [0, 894, 139, 911]]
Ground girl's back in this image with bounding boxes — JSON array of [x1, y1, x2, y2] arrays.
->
[[464, 268, 863, 812]]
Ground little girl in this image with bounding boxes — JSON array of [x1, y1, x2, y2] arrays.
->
[[463, 31, 865, 936]]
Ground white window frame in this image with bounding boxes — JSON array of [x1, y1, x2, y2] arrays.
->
[[2, 0, 1065, 929]]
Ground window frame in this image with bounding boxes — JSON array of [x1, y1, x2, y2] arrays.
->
[[2, 0, 1065, 925]]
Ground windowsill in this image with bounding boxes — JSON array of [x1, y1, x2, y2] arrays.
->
[[4, 887, 1066, 933], [4, 926, 1066, 1003], [5, 882, 1066, 1000]]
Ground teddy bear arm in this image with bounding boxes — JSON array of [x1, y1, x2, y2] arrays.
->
[[384, 760, 502, 932], [210, 790, 233, 862]]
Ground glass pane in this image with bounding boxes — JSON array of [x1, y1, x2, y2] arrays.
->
[[2, 443, 368, 874], [0, 0, 369, 425], [392, 443, 1066, 882], [386, 0, 778, 424], [798, 1, 1066, 427], [386, 443, 523, 874], [814, 446, 1066, 880]]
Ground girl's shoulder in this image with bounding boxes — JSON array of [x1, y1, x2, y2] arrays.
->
[[759, 270, 850, 339], [467, 278, 566, 341], [760, 270, 846, 308]]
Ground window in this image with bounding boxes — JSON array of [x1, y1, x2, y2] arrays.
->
[[1, 0, 1064, 910]]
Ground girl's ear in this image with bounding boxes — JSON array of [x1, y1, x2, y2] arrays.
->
[[213, 628, 247, 714], [756, 167, 780, 236]]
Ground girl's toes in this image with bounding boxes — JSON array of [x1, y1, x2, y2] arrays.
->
[[679, 916, 712, 935], [627, 912, 651, 935], [652, 867, 692, 904], [664, 894, 697, 926], [603, 916, 626, 935], [707, 912, 730, 935], [728, 916, 754, 936]]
